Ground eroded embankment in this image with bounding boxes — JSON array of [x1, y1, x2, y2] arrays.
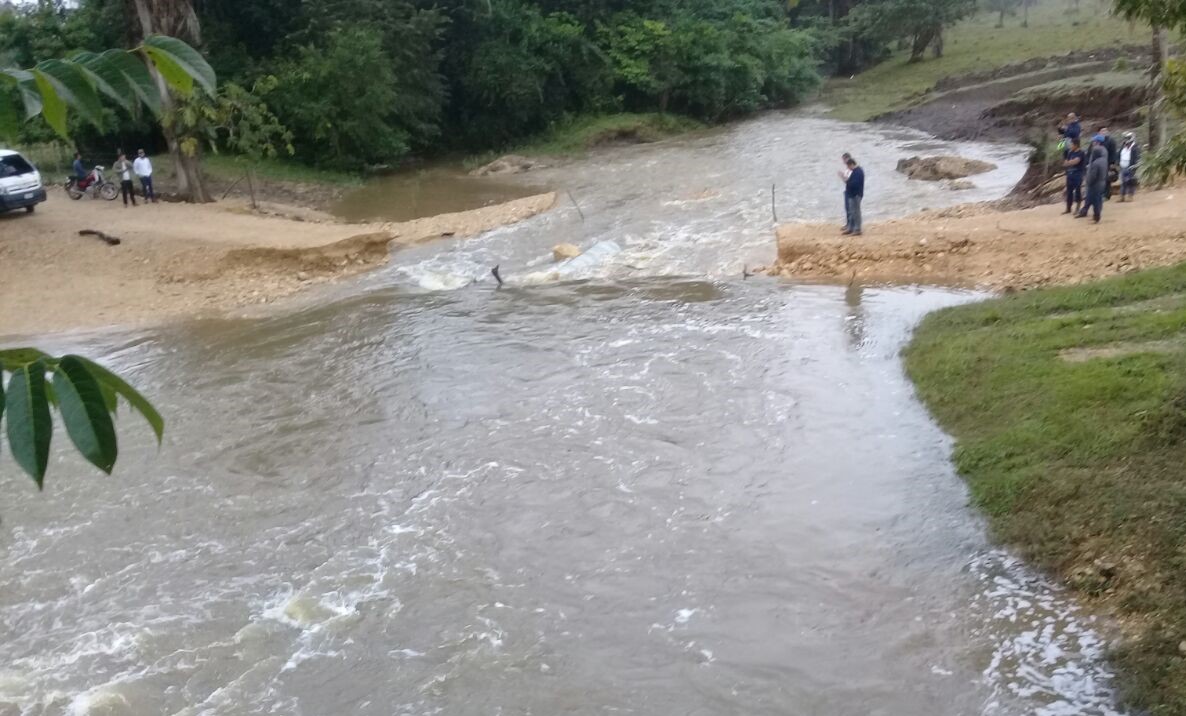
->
[[0, 192, 556, 336], [773, 188, 1186, 290]]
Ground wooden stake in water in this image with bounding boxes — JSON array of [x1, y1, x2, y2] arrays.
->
[[771, 183, 778, 223], [567, 190, 586, 221]]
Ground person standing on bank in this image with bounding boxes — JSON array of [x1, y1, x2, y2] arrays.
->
[[1058, 112, 1081, 145], [1062, 137, 1085, 215], [840, 152, 853, 230], [113, 152, 137, 207], [1076, 137, 1108, 223], [1118, 132, 1141, 202], [1097, 126, 1118, 200], [839, 156, 864, 235], [133, 149, 155, 203]]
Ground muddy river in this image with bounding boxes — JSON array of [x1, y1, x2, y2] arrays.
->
[[1, 113, 1128, 715]]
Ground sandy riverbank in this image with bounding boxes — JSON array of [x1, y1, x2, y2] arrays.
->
[[773, 187, 1186, 289], [0, 191, 556, 336]]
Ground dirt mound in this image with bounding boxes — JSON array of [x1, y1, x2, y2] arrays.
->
[[772, 186, 1186, 290], [897, 156, 997, 181]]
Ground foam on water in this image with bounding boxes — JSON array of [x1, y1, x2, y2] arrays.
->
[[971, 551, 1127, 716]]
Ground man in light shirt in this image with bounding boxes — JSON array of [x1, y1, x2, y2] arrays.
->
[[1118, 132, 1141, 202], [113, 151, 137, 207], [133, 149, 156, 203]]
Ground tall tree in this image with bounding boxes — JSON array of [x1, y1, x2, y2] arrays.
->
[[1113, 0, 1181, 151], [127, 0, 211, 201]]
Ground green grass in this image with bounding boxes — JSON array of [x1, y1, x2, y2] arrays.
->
[[466, 113, 705, 167], [824, 1, 1147, 120], [1014, 69, 1148, 100], [904, 264, 1186, 715], [16, 142, 75, 175], [185, 154, 362, 186]]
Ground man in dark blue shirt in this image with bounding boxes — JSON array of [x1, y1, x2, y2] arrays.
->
[[1062, 138, 1085, 215], [72, 152, 86, 182], [840, 157, 865, 235]]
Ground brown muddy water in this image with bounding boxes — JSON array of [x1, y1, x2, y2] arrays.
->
[[332, 167, 544, 223], [1, 113, 1128, 716]]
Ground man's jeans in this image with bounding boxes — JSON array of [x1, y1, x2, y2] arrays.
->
[[845, 195, 862, 233], [139, 175, 155, 201]]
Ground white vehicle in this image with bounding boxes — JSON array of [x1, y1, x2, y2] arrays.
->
[[0, 149, 47, 214]]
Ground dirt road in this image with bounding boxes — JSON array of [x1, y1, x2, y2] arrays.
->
[[0, 191, 555, 336], [773, 187, 1186, 289]]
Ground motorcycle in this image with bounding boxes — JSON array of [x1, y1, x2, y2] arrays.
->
[[65, 166, 119, 201]]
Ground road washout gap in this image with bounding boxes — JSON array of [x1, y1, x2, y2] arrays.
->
[[0, 192, 556, 337]]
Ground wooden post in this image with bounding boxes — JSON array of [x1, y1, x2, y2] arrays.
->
[[247, 167, 258, 209]]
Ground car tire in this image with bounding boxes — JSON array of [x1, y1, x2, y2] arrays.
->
[[25, 205, 34, 214]]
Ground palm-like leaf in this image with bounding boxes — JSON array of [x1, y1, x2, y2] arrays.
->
[[0, 35, 216, 141]]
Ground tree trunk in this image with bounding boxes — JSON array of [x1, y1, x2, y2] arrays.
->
[[932, 28, 945, 58], [128, 0, 212, 203], [997, 9, 1005, 27], [910, 29, 934, 62], [1022, 1, 1029, 27], [1149, 25, 1169, 151]]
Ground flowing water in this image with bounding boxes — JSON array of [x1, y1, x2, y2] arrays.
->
[[0, 113, 1129, 716]]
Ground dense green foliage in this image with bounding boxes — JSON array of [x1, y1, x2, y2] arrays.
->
[[0, 0, 973, 169], [905, 265, 1186, 715], [1116, 0, 1186, 182], [0, 349, 163, 487]]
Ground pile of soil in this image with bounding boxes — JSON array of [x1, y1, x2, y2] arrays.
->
[[896, 155, 998, 180], [771, 186, 1186, 290]]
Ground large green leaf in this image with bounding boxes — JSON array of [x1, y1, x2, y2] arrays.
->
[[70, 51, 135, 113], [85, 50, 162, 117], [0, 89, 18, 140], [53, 357, 118, 474], [34, 59, 105, 132], [14, 79, 44, 120], [5, 363, 52, 487], [0, 348, 53, 371], [1, 70, 36, 132], [141, 35, 216, 97], [71, 356, 164, 444], [31, 69, 69, 138]]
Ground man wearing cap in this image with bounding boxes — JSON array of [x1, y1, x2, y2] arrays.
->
[[1118, 132, 1142, 202]]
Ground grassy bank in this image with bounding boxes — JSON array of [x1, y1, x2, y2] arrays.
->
[[824, 2, 1144, 120], [165, 153, 362, 187], [904, 264, 1186, 714]]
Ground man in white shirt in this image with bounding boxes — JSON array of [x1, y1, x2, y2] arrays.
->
[[1118, 132, 1141, 202], [133, 149, 155, 202]]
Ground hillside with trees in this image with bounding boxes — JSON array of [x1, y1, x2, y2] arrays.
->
[[0, 0, 984, 171]]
